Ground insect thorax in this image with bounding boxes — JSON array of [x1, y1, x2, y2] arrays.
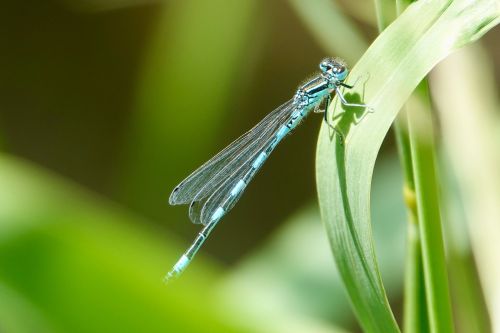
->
[[294, 75, 332, 107]]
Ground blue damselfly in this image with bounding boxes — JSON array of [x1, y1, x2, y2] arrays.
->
[[166, 58, 370, 281]]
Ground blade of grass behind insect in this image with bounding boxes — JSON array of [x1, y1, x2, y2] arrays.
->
[[117, 0, 257, 215], [406, 81, 454, 333], [315, 0, 499, 332], [441, 173, 491, 333], [288, 0, 368, 64], [373, 0, 396, 31], [336, 0, 378, 27], [431, 42, 500, 333]]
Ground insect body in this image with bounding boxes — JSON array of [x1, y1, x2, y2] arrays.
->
[[166, 58, 369, 281]]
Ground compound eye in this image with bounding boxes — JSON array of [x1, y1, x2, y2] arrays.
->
[[333, 65, 345, 74], [320, 60, 333, 73]]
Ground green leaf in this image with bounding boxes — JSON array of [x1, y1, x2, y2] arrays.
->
[[315, 0, 499, 332]]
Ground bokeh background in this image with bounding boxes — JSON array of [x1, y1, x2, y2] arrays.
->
[[0, 0, 498, 332]]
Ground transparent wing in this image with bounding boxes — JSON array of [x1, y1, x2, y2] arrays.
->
[[169, 99, 295, 207], [189, 162, 251, 225], [189, 105, 301, 225]]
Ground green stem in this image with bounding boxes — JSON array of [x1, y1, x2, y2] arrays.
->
[[375, 0, 428, 330], [395, 109, 429, 333], [392, 2, 430, 332], [404, 220, 428, 333], [393, 113, 414, 189], [407, 81, 454, 333]]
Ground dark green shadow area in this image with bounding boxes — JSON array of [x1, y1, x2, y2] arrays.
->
[[333, 117, 380, 298], [326, 84, 379, 297], [334, 92, 372, 133]]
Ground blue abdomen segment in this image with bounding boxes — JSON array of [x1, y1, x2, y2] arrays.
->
[[230, 179, 246, 197], [210, 206, 225, 222], [276, 125, 289, 140], [166, 254, 190, 279], [165, 207, 223, 281], [253, 107, 309, 171], [252, 152, 267, 169]]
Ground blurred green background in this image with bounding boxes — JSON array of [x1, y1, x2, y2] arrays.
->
[[0, 0, 498, 332]]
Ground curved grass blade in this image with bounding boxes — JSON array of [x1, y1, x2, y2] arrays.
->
[[315, 0, 499, 332]]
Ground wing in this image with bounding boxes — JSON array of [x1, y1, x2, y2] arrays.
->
[[188, 104, 301, 225], [169, 99, 295, 207], [189, 161, 252, 225]]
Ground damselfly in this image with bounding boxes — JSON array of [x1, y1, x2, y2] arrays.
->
[[166, 58, 370, 281]]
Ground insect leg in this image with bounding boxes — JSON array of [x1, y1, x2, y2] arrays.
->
[[335, 87, 370, 109]]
